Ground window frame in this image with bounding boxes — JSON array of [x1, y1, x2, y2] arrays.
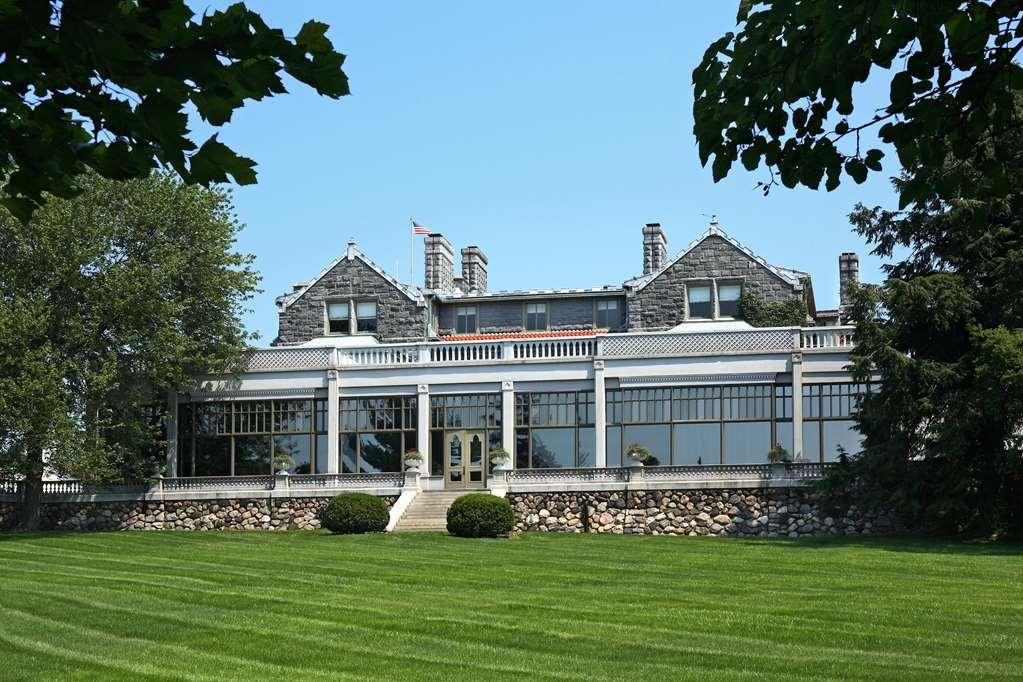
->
[[339, 395, 418, 473], [355, 300, 378, 334], [716, 282, 743, 319], [686, 283, 713, 320], [515, 391, 596, 468], [594, 298, 621, 329], [325, 300, 351, 335], [524, 302, 549, 331], [801, 383, 869, 462], [455, 305, 479, 334]]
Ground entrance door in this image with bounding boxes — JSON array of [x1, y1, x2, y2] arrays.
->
[[444, 430, 486, 489]]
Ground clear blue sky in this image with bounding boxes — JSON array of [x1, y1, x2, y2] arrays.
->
[[203, 1, 900, 343]]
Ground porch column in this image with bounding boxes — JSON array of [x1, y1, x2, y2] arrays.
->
[[417, 384, 430, 473], [593, 360, 606, 467], [501, 381, 515, 466], [791, 352, 804, 460], [327, 368, 340, 473], [165, 390, 178, 477]]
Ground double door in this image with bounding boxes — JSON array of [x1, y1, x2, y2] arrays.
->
[[444, 430, 486, 489]]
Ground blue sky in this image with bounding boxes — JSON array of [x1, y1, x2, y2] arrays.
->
[[203, 2, 900, 343]]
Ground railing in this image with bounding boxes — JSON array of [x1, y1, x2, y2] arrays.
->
[[641, 463, 775, 480], [505, 462, 832, 487], [288, 473, 404, 489], [0, 480, 21, 496], [247, 326, 856, 371], [801, 327, 855, 350], [160, 475, 276, 492], [40, 481, 151, 496], [506, 467, 627, 484]]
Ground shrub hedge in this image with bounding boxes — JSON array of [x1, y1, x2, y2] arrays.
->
[[446, 493, 515, 538], [322, 492, 389, 534]]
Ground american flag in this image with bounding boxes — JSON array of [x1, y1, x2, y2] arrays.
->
[[411, 219, 430, 235]]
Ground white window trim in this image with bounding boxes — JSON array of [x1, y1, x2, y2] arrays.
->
[[455, 305, 479, 334]]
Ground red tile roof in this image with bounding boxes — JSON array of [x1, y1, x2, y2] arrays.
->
[[439, 329, 606, 342]]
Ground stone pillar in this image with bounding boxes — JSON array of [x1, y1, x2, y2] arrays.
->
[[165, 391, 178, 477], [791, 352, 804, 461], [839, 252, 860, 307], [424, 234, 455, 291], [501, 381, 515, 467], [593, 361, 607, 467], [417, 384, 430, 474], [327, 368, 340, 473], [460, 245, 488, 293]]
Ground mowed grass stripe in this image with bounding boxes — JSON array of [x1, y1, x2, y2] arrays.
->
[[0, 533, 1020, 680]]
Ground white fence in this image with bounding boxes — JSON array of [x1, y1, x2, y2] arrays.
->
[[248, 326, 855, 371]]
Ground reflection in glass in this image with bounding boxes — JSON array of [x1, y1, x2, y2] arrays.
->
[[515, 429, 529, 469], [775, 421, 794, 458], [673, 422, 720, 465], [530, 428, 574, 468], [359, 432, 402, 473], [623, 424, 670, 465], [340, 433, 357, 473], [469, 434, 483, 465], [606, 426, 622, 467], [577, 427, 595, 467], [234, 435, 272, 475], [823, 420, 862, 461], [194, 436, 230, 476], [802, 422, 821, 463], [273, 434, 312, 474]]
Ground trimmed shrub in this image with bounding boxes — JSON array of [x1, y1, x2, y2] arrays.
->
[[322, 493, 389, 534], [446, 493, 515, 538]]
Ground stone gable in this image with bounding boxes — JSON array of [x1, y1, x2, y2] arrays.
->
[[627, 235, 800, 331], [275, 257, 425, 345]]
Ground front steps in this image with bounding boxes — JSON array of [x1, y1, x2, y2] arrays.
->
[[393, 490, 482, 532]]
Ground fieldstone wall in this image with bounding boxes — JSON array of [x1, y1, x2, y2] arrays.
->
[[4, 496, 397, 532], [0, 502, 17, 530], [507, 488, 895, 537], [628, 234, 802, 331], [275, 253, 425, 345]]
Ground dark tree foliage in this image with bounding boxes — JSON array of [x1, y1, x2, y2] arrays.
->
[[0, 1, 349, 220], [694, 1, 1023, 206]]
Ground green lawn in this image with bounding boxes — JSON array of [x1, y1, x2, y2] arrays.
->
[[0, 533, 1020, 681]]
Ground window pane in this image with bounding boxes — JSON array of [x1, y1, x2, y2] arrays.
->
[[314, 434, 328, 473], [194, 436, 230, 476], [530, 428, 575, 468], [233, 435, 271, 475], [359, 432, 402, 473], [823, 420, 862, 461], [718, 285, 741, 317], [802, 422, 821, 463], [775, 421, 794, 458], [577, 427, 595, 467], [430, 431, 444, 476], [606, 426, 622, 467], [673, 423, 721, 465], [623, 424, 670, 466], [340, 433, 357, 473], [515, 428, 530, 469], [273, 434, 312, 474], [723, 421, 771, 464], [688, 286, 712, 318], [356, 302, 376, 318], [327, 303, 347, 319], [329, 318, 350, 334]]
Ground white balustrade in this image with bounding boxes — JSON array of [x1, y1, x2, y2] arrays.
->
[[511, 337, 595, 360], [428, 341, 503, 363], [800, 327, 855, 350]]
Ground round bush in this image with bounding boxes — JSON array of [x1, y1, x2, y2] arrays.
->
[[322, 493, 389, 534], [446, 493, 515, 538]]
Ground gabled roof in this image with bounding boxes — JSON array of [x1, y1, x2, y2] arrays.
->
[[623, 219, 807, 292], [276, 241, 423, 310]]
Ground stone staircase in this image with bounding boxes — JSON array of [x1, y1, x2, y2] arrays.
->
[[393, 490, 481, 532]]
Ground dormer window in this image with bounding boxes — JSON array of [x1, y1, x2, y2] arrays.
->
[[595, 299, 620, 328], [718, 284, 742, 318], [687, 285, 712, 319], [356, 301, 377, 332], [525, 303, 548, 331], [327, 302, 350, 334], [456, 305, 478, 334]]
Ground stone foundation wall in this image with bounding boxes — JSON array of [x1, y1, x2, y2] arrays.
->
[[2, 496, 397, 532], [0, 502, 17, 530], [507, 488, 895, 537]]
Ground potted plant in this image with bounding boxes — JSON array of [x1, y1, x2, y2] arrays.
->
[[489, 447, 512, 470], [625, 442, 652, 466], [767, 443, 791, 477], [403, 448, 423, 471], [273, 452, 295, 475]]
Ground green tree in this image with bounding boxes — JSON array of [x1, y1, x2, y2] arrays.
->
[[0, 172, 259, 528], [695, 1, 1023, 535], [693, 1, 1023, 206], [0, 1, 348, 220]]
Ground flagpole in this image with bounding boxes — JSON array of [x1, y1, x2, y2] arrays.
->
[[409, 217, 414, 285]]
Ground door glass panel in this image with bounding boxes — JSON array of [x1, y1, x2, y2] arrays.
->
[[470, 471, 482, 481], [469, 434, 483, 465], [448, 434, 462, 481]]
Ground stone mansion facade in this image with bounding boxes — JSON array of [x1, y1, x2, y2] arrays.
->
[[168, 219, 863, 493]]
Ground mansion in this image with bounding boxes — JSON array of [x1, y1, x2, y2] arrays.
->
[[168, 219, 863, 493]]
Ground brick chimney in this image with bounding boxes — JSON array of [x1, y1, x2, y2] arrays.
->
[[643, 223, 667, 275], [460, 245, 488, 293], [839, 252, 859, 306], [424, 233, 455, 291]]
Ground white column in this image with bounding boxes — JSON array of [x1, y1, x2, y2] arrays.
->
[[417, 384, 430, 473], [327, 368, 340, 473], [791, 352, 804, 461], [593, 360, 606, 467], [501, 381, 515, 466], [165, 390, 178, 477]]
